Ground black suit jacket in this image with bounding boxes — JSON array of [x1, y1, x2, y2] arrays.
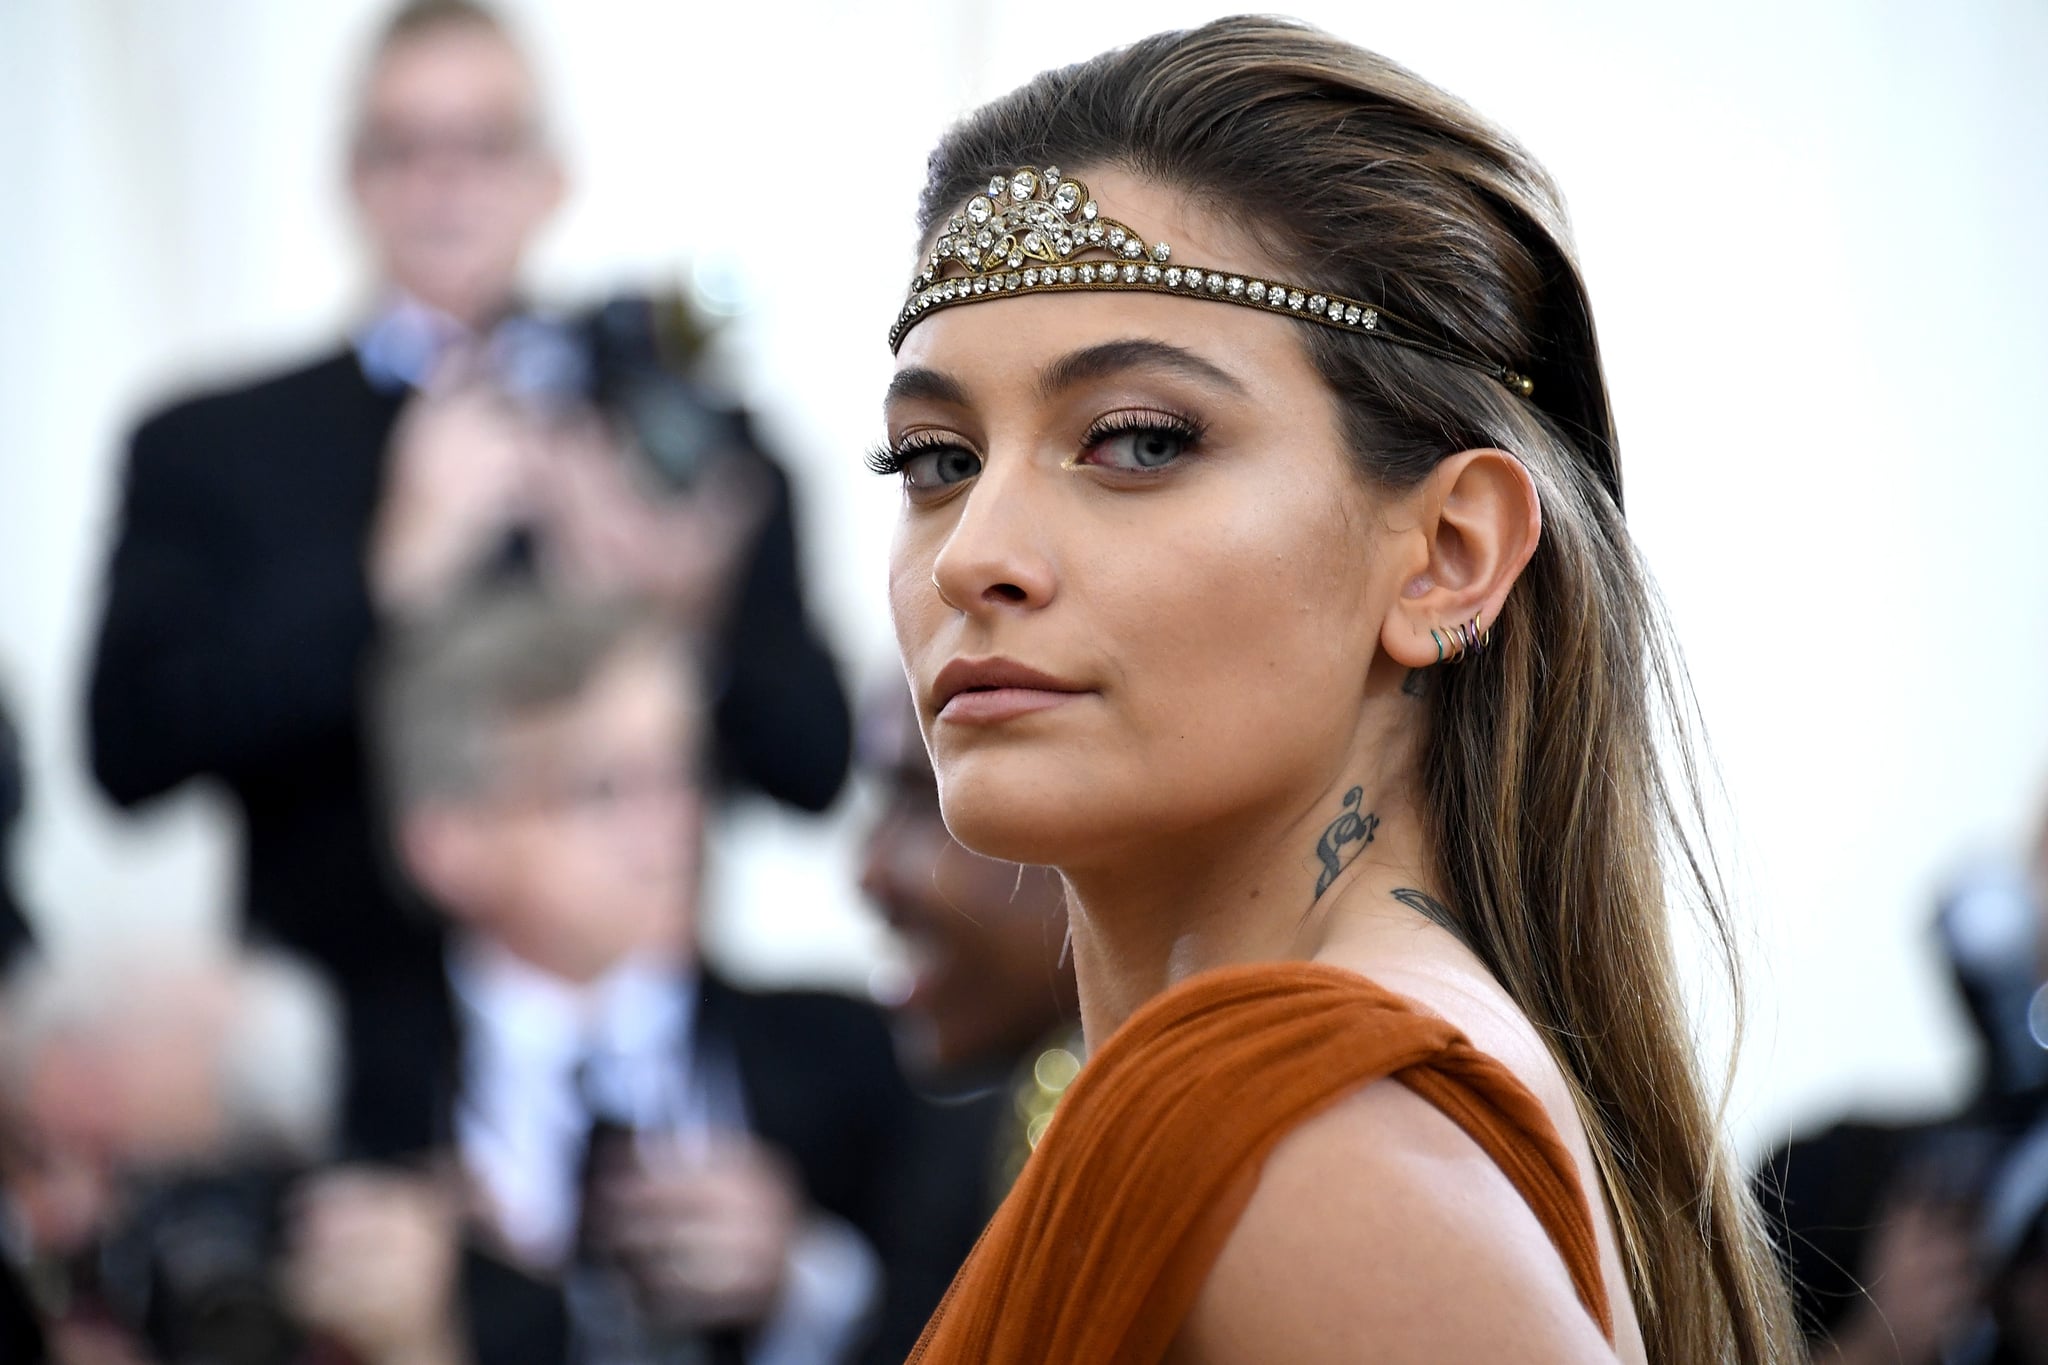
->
[[88, 348, 851, 992], [354, 965, 927, 1365]]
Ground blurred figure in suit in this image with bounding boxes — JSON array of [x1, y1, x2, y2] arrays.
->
[[86, 0, 849, 1154], [853, 695, 1078, 1362], [375, 586, 910, 1364]]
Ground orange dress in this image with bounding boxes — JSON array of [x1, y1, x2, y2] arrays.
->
[[906, 961, 1614, 1363]]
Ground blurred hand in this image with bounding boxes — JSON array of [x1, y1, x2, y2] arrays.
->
[[1822, 1196, 1980, 1365], [369, 376, 539, 613], [534, 419, 767, 634], [283, 1166, 467, 1365], [591, 1135, 799, 1332], [48, 1320, 157, 1365]]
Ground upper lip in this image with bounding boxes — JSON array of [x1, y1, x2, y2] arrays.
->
[[931, 657, 1089, 711]]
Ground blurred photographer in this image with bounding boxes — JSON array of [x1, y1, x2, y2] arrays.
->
[[87, 0, 850, 1156], [373, 586, 914, 1364], [1761, 810, 2048, 1363], [0, 949, 482, 1365]]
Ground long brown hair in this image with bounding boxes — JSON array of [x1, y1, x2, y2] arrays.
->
[[914, 17, 1794, 1361]]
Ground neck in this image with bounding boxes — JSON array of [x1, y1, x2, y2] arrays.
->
[[468, 924, 687, 990], [385, 279, 518, 334], [1063, 766, 1434, 1047]]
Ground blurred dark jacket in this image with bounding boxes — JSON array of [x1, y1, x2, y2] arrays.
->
[[0, 1259, 44, 1365], [0, 688, 36, 971], [1757, 1116, 1948, 1342], [872, 1084, 1008, 1365], [85, 347, 851, 1056]]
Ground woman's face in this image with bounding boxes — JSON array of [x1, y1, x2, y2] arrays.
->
[[885, 170, 1414, 869]]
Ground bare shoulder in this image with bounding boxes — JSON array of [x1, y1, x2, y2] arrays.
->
[[1165, 1077, 1617, 1364]]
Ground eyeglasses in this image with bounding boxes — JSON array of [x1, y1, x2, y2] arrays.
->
[[355, 120, 540, 175], [487, 761, 702, 816]]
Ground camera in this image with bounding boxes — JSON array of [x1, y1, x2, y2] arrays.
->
[[575, 293, 751, 493], [82, 1166, 303, 1365], [497, 290, 751, 494], [1936, 865, 2048, 1101]]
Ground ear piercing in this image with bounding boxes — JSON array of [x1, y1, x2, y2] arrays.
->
[[1430, 615, 1491, 664]]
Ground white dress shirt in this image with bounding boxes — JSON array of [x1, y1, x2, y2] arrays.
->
[[445, 937, 878, 1365]]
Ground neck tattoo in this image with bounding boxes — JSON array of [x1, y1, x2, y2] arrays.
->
[[1312, 786, 1381, 900]]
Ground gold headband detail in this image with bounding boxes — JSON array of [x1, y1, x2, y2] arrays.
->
[[890, 165, 1535, 399]]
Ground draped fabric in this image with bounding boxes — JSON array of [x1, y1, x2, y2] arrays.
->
[[907, 961, 1613, 1363]]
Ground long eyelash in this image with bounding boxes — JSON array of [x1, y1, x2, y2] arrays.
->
[[1081, 408, 1208, 449], [864, 431, 963, 477]]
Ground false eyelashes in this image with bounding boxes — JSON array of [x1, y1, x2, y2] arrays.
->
[[867, 407, 1207, 477]]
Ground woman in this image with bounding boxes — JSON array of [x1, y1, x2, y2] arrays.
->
[[876, 16, 1794, 1364]]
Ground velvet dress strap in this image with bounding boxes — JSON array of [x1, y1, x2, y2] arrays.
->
[[906, 960, 1613, 1364]]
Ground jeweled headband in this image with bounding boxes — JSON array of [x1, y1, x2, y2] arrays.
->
[[890, 164, 1536, 400]]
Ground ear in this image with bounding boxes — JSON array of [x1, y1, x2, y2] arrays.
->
[[1380, 449, 1541, 669], [398, 803, 494, 926]]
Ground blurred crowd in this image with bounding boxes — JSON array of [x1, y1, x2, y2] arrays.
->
[[0, 4, 1077, 1363], [3, 3, 2046, 1365]]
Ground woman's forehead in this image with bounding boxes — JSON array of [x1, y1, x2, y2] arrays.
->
[[889, 289, 1310, 410]]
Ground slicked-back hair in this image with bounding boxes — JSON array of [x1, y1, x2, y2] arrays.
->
[[916, 18, 1796, 1361]]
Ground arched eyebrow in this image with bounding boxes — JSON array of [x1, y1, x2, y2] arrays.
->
[[1036, 339, 1248, 400], [884, 367, 970, 411], [884, 338, 1249, 417]]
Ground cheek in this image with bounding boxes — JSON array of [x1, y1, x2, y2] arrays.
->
[[1101, 479, 1376, 758], [501, 823, 606, 899], [888, 523, 946, 674]]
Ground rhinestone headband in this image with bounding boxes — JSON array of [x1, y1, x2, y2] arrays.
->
[[890, 165, 1535, 399]]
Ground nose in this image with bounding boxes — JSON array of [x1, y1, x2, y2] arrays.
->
[[929, 456, 1057, 616]]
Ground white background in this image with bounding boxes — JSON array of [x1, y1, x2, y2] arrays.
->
[[1, 0, 2044, 1159]]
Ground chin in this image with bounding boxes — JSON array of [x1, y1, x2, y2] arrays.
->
[[934, 751, 1118, 867]]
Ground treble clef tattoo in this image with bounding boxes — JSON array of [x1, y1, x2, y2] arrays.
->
[[1312, 786, 1381, 900]]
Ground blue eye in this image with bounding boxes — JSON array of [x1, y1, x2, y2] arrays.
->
[[902, 444, 982, 490], [867, 436, 982, 494], [1080, 411, 1204, 472], [1092, 427, 1191, 470]]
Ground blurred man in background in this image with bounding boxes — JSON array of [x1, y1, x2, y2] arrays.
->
[[1761, 808, 2048, 1363], [375, 587, 910, 1364], [853, 696, 1078, 1362], [0, 949, 492, 1365], [86, 0, 849, 1155]]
